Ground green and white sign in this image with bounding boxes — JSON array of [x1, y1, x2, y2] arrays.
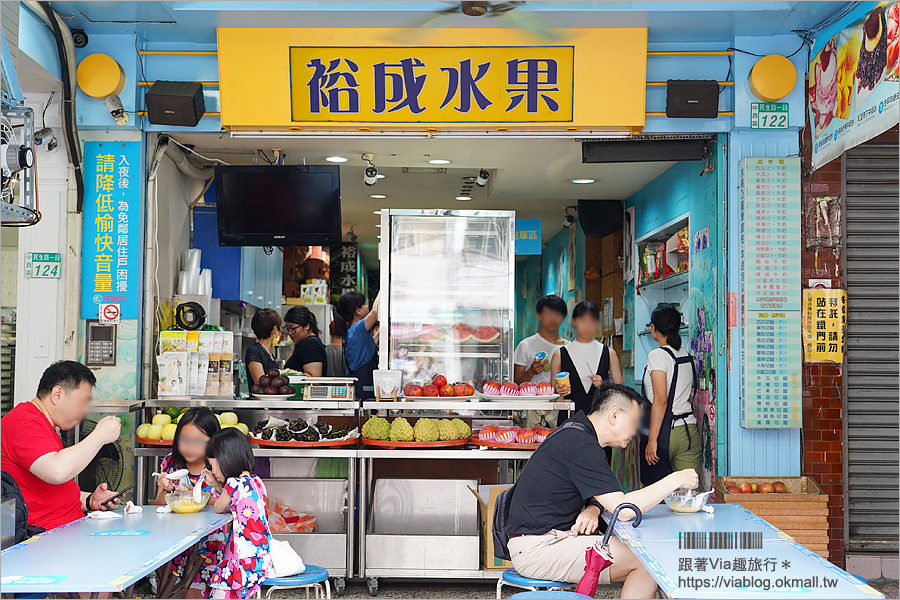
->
[[750, 102, 789, 129], [25, 252, 61, 279]]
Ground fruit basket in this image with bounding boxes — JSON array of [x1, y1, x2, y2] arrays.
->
[[251, 436, 359, 448], [136, 437, 172, 447]]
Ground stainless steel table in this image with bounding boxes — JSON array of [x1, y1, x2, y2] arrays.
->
[[0, 506, 230, 597]]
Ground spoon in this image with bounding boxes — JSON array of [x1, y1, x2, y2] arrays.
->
[[152, 469, 190, 480], [192, 473, 204, 503]]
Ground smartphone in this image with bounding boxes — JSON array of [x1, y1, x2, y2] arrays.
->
[[102, 484, 135, 506]]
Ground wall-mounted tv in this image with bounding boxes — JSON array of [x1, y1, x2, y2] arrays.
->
[[215, 165, 341, 246]]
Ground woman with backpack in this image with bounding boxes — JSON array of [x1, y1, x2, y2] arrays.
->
[[640, 305, 701, 487]]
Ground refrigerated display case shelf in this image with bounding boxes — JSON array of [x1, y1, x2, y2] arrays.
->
[[363, 400, 572, 412], [406, 351, 502, 359]]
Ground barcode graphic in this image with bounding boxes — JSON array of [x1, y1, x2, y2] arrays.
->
[[678, 532, 763, 550]]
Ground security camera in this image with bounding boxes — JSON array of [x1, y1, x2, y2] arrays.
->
[[562, 214, 575, 229], [105, 95, 128, 126], [364, 165, 378, 186], [72, 29, 89, 48], [34, 128, 58, 153], [349, 233, 358, 243], [475, 169, 490, 187]]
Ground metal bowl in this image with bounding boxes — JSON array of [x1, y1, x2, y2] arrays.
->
[[664, 490, 708, 513], [165, 491, 211, 514]]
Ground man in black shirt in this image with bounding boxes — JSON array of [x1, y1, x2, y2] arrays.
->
[[506, 383, 698, 598]]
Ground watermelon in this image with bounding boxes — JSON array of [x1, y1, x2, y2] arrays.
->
[[473, 326, 501, 343], [448, 323, 475, 343]]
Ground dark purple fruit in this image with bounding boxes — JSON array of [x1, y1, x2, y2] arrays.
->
[[251, 384, 264, 395], [270, 376, 286, 388], [264, 386, 279, 395], [278, 385, 293, 395], [258, 376, 271, 387], [267, 369, 280, 378]]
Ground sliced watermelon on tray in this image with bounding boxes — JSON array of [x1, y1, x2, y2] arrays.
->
[[448, 323, 475, 342], [473, 326, 501, 343]]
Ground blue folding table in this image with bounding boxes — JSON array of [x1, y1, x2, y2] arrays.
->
[[0, 506, 231, 598], [604, 504, 884, 599]]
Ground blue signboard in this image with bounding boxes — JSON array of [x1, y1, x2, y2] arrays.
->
[[515, 219, 542, 255], [81, 142, 141, 319]]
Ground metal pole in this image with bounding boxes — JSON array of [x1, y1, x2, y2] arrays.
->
[[346, 454, 356, 579], [358, 456, 367, 579]]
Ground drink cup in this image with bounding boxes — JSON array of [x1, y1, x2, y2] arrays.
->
[[554, 371, 570, 389]]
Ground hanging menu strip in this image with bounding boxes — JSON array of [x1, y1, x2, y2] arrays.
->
[[740, 157, 801, 429]]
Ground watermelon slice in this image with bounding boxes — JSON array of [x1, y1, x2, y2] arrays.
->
[[448, 323, 474, 343], [473, 326, 501, 343]]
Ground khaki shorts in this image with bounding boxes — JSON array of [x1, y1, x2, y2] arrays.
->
[[507, 530, 611, 584]]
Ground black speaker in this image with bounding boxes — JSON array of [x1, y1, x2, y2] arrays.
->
[[582, 138, 710, 163], [577, 200, 623, 239], [666, 80, 719, 118], [145, 81, 205, 127]]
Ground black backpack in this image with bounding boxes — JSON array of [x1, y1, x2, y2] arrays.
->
[[491, 420, 590, 560], [1, 471, 44, 546]]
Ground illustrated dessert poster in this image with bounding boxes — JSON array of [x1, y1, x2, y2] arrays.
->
[[809, 1, 899, 171]]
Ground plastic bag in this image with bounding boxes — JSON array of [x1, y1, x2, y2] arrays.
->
[[270, 538, 306, 577]]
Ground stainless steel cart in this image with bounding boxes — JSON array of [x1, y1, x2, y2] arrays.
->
[[137, 397, 358, 590]]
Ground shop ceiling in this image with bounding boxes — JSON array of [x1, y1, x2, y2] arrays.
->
[[170, 133, 674, 263], [48, 1, 843, 44]]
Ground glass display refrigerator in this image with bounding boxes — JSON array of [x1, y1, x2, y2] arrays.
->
[[378, 209, 515, 390]]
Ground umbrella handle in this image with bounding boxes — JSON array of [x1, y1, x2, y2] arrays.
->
[[602, 503, 643, 547]]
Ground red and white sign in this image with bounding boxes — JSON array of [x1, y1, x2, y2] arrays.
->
[[99, 303, 121, 324]]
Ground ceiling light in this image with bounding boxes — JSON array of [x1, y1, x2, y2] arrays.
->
[[376, 235, 382, 239], [376, 174, 386, 179], [462, 176, 477, 181], [325, 156, 348, 163], [570, 178, 596, 184], [455, 196, 472, 201], [373, 210, 381, 214], [375, 224, 382, 228], [370, 194, 386, 199], [428, 159, 451, 164]]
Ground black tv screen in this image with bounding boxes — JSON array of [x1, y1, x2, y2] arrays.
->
[[215, 165, 341, 246]]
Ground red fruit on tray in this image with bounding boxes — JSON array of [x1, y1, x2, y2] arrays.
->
[[772, 481, 787, 494], [496, 428, 517, 443], [725, 484, 740, 494], [759, 483, 774, 494], [278, 385, 293, 395], [518, 382, 538, 396], [749, 483, 759, 493], [405, 384, 424, 397], [439, 384, 455, 397], [258, 376, 272, 387], [500, 381, 519, 397], [264, 386, 279, 395], [271, 376, 286, 388], [479, 425, 499, 441], [738, 482, 753, 494], [267, 369, 281, 378], [517, 430, 536, 444], [482, 381, 501, 396], [432, 374, 448, 388], [454, 383, 469, 397], [536, 382, 555, 396], [464, 383, 475, 396], [423, 384, 439, 397]]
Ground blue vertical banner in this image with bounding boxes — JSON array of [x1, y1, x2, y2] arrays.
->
[[514, 218, 542, 255], [81, 141, 141, 319]]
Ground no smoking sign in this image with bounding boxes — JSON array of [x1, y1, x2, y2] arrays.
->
[[99, 303, 121, 324]]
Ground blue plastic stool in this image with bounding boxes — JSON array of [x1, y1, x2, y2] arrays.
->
[[497, 569, 571, 599], [511, 593, 593, 599], [257, 565, 331, 599]]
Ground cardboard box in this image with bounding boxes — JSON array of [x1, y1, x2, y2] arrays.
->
[[470, 484, 513, 570], [601, 230, 623, 277]]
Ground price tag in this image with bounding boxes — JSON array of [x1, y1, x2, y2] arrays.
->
[[750, 102, 789, 129], [24, 252, 62, 279]]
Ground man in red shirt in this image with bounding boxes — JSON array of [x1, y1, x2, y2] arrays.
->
[[1, 361, 123, 531]]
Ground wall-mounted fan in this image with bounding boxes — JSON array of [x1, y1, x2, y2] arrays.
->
[[391, 1, 561, 42], [77, 418, 125, 494]]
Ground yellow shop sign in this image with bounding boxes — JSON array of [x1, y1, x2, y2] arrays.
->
[[217, 28, 648, 132], [289, 46, 573, 123]]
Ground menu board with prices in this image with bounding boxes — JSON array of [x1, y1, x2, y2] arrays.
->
[[740, 157, 801, 428]]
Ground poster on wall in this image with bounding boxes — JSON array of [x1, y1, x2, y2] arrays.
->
[[808, 1, 899, 171], [81, 142, 141, 320], [802, 289, 847, 363], [623, 206, 635, 282]]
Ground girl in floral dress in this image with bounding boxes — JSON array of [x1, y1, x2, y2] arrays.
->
[[207, 428, 274, 599], [155, 407, 224, 599]]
